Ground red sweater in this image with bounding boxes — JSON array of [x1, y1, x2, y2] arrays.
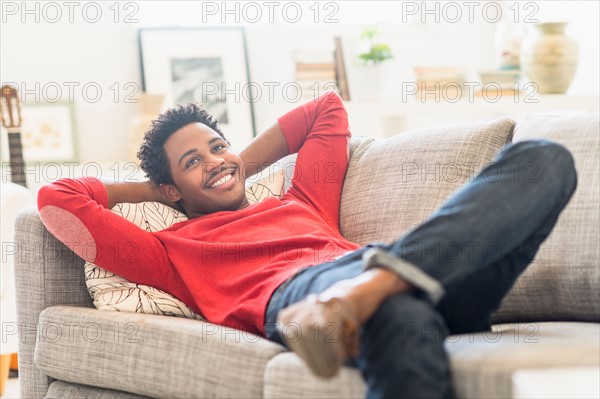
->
[[38, 92, 361, 336]]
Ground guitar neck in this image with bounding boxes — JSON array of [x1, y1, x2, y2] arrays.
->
[[1, 85, 27, 187], [7, 129, 27, 187]]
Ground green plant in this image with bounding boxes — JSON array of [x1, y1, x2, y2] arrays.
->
[[358, 27, 393, 66]]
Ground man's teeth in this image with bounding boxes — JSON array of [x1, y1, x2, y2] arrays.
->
[[210, 173, 233, 188]]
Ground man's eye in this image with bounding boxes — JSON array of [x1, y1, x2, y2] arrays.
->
[[185, 158, 199, 168], [213, 144, 226, 152]]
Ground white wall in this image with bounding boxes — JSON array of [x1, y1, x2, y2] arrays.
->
[[1, 1, 598, 175]]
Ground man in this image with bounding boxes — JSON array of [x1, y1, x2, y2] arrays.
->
[[38, 91, 577, 399]]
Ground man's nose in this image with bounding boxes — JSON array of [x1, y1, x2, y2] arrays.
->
[[204, 156, 226, 173]]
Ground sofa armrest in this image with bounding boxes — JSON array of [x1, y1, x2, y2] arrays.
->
[[1, 182, 34, 356], [14, 207, 93, 399], [35, 306, 284, 399]]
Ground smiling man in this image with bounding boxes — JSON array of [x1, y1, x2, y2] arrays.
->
[[38, 91, 366, 351], [38, 91, 577, 399], [140, 110, 252, 216]]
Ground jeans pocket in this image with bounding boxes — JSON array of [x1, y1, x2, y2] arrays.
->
[[366, 241, 391, 249]]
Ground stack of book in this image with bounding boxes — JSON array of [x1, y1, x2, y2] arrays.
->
[[476, 70, 523, 98], [413, 66, 466, 101], [294, 50, 338, 100]]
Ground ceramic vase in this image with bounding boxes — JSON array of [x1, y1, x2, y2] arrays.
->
[[520, 22, 579, 94], [494, 21, 524, 70], [353, 64, 381, 102]]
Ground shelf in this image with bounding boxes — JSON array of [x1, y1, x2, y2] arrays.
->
[[345, 95, 599, 116], [343, 95, 599, 138], [262, 94, 598, 139]]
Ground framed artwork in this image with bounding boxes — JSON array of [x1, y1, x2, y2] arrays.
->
[[0, 102, 76, 163], [138, 27, 257, 150]]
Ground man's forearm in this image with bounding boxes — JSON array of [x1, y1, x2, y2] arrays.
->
[[102, 179, 165, 209], [239, 120, 290, 179]]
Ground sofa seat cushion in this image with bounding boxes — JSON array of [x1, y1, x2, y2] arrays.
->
[[340, 117, 515, 245], [264, 353, 366, 399], [447, 322, 600, 399], [263, 322, 599, 399], [35, 306, 284, 399], [494, 114, 600, 323], [47, 380, 151, 399]]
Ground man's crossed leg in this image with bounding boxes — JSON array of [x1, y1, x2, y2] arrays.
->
[[271, 140, 578, 399]]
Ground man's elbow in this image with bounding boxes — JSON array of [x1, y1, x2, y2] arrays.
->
[[322, 91, 345, 108]]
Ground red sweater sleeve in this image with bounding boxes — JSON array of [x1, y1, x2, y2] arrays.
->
[[37, 177, 172, 286], [277, 91, 351, 230]]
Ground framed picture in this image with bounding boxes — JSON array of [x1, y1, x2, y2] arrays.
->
[[0, 102, 77, 163], [138, 27, 257, 151]]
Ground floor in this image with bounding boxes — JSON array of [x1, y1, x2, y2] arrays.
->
[[1, 377, 19, 399]]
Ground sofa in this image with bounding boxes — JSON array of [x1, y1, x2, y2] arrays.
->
[[13, 113, 599, 399]]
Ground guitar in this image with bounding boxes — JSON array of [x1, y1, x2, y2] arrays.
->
[[0, 85, 27, 187]]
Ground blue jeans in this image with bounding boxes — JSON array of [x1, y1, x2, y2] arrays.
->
[[264, 140, 578, 399]]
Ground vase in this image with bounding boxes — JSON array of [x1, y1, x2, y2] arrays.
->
[[520, 22, 579, 94], [352, 64, 381, 102], [494, 21, 524, 70]]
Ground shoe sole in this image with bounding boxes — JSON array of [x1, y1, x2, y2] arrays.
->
[[277, 308, 344, 379], [281, 322, 343, 378]]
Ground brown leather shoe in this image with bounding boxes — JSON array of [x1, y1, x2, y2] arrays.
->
[[276, 294, 360, 378]]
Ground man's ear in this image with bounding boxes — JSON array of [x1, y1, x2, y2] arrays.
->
[[159, 183, 182, 203]]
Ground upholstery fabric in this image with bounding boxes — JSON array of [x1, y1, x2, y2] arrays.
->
[[35, 306, 284, 399], [340, 118, 515, 245], [47, 380, 151, 399], [14, 208, 92, 399], [264, 353, 366, 399], [446, 322, 600, 399], [492, 114, 600, 323]]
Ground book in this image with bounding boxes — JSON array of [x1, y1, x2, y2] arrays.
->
[[293, 49, 339, 97], [295, 70, 337, 80], [475, 88, 525, 98]]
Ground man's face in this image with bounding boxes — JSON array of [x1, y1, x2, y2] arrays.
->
[[160, 122, 249, 217]]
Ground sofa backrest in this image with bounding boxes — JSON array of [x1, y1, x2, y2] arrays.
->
[[340, 117, 515, 243], [492, 114, 599, 323], [340, 114, 599, 324]]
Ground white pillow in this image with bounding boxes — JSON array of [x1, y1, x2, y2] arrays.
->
[[85, 170, 285, 319]]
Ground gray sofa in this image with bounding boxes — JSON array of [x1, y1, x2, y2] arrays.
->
[[14, 114, 599, 399]]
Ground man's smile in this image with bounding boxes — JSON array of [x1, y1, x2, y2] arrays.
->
[[205, 166, 237, 190]]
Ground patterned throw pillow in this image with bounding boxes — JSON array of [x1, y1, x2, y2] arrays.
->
[[85, 169, 285, 319]]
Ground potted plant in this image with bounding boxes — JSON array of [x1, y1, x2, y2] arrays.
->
[[354, 27, 394, 101], [358, 27, 394, 66]]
